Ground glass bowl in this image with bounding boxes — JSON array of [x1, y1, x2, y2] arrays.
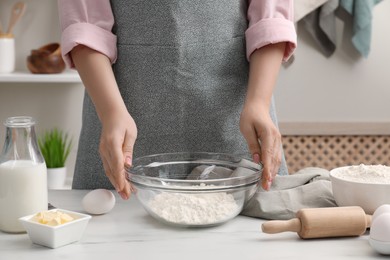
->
[[126, 152, 262, 227]]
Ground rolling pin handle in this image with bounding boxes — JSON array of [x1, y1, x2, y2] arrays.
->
[[366, 214, 372, 228], [262, 218, 301, 234]]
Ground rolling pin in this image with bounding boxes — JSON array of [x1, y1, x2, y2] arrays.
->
[[262, 206, 372, 239]]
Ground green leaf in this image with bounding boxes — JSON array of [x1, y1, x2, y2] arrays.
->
[[38, 128, 72, 168]]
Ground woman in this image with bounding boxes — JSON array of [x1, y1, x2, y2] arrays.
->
[[58, 0, 297, 200]]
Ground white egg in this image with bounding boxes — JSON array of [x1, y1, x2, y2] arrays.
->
[[372, 204, 390, 224], [370, 213, 390, 255], [82, 189, 116, 215], [371, 213, 390, 242]]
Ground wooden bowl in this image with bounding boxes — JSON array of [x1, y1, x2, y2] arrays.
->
[[27, 43, 66, 74]]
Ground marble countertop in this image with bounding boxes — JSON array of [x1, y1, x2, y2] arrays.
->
[[0, 190, 384, 260]]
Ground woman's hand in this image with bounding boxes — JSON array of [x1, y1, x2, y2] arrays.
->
[[71, 45, 136, 199], [100, 111, 137, 200], [241, 42, 286, 190], [240, 102, 282, 191]]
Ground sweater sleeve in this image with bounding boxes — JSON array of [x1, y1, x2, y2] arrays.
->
[[246, 0, 297, 61], [57, 0, 117, 68]]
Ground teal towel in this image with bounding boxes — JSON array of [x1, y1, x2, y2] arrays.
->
[[340, 0, 383, 57]]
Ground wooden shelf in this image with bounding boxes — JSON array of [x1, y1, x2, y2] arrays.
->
[[0, 70, 82, 83]]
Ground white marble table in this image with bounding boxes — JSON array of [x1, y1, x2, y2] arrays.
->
[[0, 190, 384, 260]]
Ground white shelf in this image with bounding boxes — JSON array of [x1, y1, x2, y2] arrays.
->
[[0, 70, 82, 83]]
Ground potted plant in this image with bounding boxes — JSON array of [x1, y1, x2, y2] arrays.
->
[[38, 128, 72, 189]]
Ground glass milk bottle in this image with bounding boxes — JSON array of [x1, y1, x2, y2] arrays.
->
[[0, 116, 48, 233]]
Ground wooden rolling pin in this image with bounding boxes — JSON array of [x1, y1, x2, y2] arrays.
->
[[262, 206, 372, 239]]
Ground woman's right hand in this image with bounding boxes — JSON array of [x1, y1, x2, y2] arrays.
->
[[99, 111, 137, 200], [70, 45, 137, 200]]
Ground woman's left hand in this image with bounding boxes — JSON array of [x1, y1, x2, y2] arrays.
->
[[240, 43, 287, 191], [240, 101, 282, 191]]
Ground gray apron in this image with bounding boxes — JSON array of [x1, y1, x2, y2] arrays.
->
[[72, 0, 288, 189]]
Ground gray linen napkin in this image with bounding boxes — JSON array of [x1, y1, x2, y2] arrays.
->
[[241, 167, 337, 220], [300, 0, 339, 57]]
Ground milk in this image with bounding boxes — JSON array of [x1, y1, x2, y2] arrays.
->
[[0, 160, 47, 233]]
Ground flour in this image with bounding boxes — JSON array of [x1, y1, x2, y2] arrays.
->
[[148, 187, 240, 225], [333, 164, 390, 184]]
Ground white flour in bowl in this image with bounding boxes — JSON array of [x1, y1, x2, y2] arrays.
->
[[333, 164, 390, 184], [148, 189, 239, 225]]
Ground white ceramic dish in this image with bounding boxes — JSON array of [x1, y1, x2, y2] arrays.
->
[[330, 165, 390, 214], [19, 209, 91, 249]]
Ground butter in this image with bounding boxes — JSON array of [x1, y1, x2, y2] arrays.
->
[[32, 210, 74, 226]]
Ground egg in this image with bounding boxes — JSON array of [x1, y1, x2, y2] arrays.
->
[[370, 212, 390, 255], [372, 204, 390, 224], [82, 189, 116, 215], [371, 213, 390, 241]]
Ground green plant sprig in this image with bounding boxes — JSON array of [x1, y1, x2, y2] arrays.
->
[[38, 128, 72, 168]]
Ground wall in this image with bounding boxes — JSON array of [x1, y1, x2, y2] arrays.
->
[[275, 1, 390, 134], [0, 0, 84, 185], [0, 0, 389, 183]]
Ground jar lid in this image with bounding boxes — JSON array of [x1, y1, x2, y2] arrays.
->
[[5, 116, 36, 127]]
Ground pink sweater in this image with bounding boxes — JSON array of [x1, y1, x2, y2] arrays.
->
[[58, 0, 297, 68]]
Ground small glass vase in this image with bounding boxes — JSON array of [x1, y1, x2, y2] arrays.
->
[[0, 116, 48, 233]]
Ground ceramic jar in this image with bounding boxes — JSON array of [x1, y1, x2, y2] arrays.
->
[[0, 34, 15, 73]]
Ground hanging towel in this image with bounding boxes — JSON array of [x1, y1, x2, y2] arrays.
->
[[294, 0, 329, 22], [319, 0, 339, 44], [340, 0, 383, 57], [287, 0, 328, 65], [241, 167, 337, 220], [301, 0, 339, 57]]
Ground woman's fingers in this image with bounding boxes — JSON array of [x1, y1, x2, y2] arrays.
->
[[258, 128, 282, 190], [240, 124, 271, 189], [240, 114, 282, 191], [100, 134, 132, 200], [123, 130, 136, 168], [101, 153, 116, 190], [120, 130, 137, 198], [99, 114, 137, 200], [242, 127, 261, 162]]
